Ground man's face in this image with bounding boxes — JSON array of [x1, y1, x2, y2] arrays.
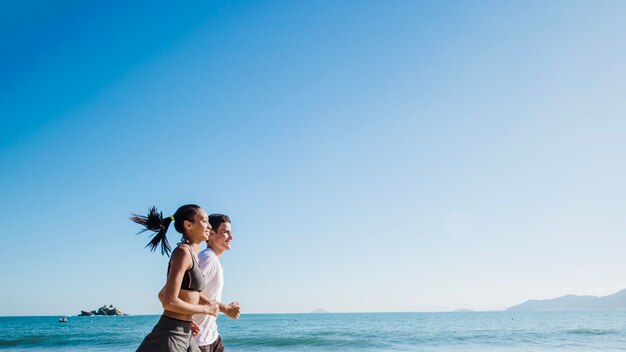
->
[[210, 221, 232, 252]]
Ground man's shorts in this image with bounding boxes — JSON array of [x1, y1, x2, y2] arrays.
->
[[199, 335, 224, 352]]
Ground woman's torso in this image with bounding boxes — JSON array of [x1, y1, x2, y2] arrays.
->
[[163, 245, 205, 321]]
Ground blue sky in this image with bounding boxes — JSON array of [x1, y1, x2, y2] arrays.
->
[[1, 0, 625, 316]]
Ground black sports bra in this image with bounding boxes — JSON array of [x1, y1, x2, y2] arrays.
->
[[168, 246, 205, 292]]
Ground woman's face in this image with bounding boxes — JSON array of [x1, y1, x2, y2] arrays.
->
[[184, 208, 210, 243]]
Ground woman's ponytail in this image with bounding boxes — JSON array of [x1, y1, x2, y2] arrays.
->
[[131, 204, 201, 256], [131, 206, 173, 256]]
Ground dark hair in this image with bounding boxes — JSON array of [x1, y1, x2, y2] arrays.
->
[[209, 214, 231, 232], [131, 204, 202, 256]]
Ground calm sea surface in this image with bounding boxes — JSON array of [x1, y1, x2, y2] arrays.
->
[[2, 312, 626, 351]]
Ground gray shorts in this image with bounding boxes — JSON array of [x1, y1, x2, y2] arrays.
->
[[137, 315, 200, 352]]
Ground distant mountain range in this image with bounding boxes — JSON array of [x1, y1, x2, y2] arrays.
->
[[506, 289, 626, 311]]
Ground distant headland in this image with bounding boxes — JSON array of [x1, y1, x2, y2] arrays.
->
[[507, 289, 626, 311], [77, 305, 128, 316]]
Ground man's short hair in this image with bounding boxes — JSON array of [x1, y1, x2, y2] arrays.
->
[[209, 214, 231, 231]]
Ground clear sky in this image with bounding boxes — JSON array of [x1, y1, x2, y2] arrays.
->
[[1, 0, 625, 316]]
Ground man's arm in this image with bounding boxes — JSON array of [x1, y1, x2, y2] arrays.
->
[[198, 293, 240, 319], [219, 301, 241, 319]]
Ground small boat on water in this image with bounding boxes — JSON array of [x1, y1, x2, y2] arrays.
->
[[58, 316, 68, 323]]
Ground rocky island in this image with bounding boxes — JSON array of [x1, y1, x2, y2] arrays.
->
[[78, 304, 128, 316]]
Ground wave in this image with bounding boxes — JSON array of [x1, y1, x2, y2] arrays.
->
[[0, 336, 47, 346], [228, 336, 390, 349], [566, 328, 617, 336], [0, 332, 138, 348]]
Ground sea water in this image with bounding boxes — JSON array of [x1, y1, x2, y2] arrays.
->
[[2, 312, 626, 351]]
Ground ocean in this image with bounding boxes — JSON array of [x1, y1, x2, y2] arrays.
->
[[2, 312, 626, 351]]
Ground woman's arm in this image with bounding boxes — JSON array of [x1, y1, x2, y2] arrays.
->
[[161, 247, 218, 316]]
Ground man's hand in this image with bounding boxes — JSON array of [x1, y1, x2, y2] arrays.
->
[[223, 301, 241, 319], [191, 321, 201, 336]]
